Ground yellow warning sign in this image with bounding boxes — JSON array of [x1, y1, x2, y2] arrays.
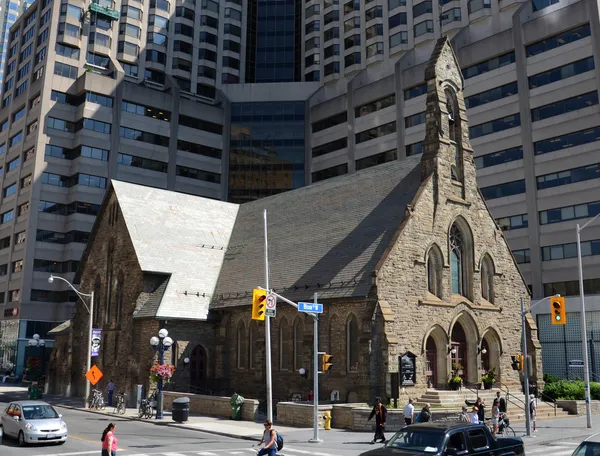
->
[[85, 365, 103, 386]]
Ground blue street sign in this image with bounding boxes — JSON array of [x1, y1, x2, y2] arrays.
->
[[298, 302, 323, 313], [569, 360, 585, 368]]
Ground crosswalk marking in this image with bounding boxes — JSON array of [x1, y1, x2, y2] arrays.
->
[[285, 446, 340, 456], [526, 446, 577, 456]]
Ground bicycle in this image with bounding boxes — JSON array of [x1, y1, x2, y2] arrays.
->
[[138, 391, 156, 419], [113, 392, 126, 415], [89, 389, 106, 411], [486, 414, 515, 437]]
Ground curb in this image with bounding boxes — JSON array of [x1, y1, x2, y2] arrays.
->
[[50, 402, 263, 442]]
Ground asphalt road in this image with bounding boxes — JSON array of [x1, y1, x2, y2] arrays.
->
[[0, 400, 376, 456]]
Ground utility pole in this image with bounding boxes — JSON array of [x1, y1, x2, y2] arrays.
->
[[521, 297, 531, 437], [264, 209, 273, 423], [311, 292, 320, 443]]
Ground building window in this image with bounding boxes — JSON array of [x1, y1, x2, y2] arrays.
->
[[480, 255, 494, 303], [469, 113, 520, 139], [537, 163, 600, 190], [405, 111, 426, 128], [427, 245, 443, 298], [236, 321, 247, 369], [468, 0, 491, 13], [355, 149, 397, 170], [529, 57, 595, 89], [293, 319, 304, 371], [414, 20, 433, 37], [312, 112, 347, 133], [279, 318, 291, 371], [526, 24, 591, 57], [542, 239, 600, 261], [534, 126, 600, 156], [513, 249, 531, 264], [355, 121, 396, 143], [540, 200, 600, 225], [404, 83, 427, 100], [94, 275, 102, 325], [544, 278, 600, 297], [312, 138, 347, 158], [355, 94, 395, 118], [531, 91, 598, 122], [406, 142, 424, 156], [465, 82, 518, 109], [347, 315, 359, 372], [474, 146, 523, 169], [463, 52, 515, 80], [532, 0, 559, 12], [312, 164, 348, 182], [496, 213, 528, 231], [450, 224, 464, 295], [116, 271, 124, 324], [118, 154, 168, 173], [480, 180, 526, 200]]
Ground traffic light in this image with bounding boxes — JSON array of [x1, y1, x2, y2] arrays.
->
[[511, 354, 522, 371], [252, 289, 267, 321], [321, 354, 333, 372], [551, 297, 566, 325], [519, 354, 526, 373]]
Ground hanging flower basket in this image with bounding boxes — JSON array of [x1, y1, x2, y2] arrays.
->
[[150, 363, 176, 383]]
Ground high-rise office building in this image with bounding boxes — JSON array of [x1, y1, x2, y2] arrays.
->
[[0, 0, 599, 377], [0, 0, 33, 85]]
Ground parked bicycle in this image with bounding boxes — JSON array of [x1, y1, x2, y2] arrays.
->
[[89, 389, 106, 411], [113, 392, 126, 415], [138, 391, 156, 419]]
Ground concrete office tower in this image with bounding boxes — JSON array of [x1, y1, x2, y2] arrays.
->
[[0, 0, 33, 85], [0, 0, 228, 374]]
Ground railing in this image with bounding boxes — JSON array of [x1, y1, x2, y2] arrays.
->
[[537, 390, 557, 416]]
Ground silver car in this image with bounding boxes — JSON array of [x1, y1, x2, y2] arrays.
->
[[0, 400, 68, 446]]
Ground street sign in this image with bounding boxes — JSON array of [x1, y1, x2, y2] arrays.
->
[[569, 360, 585, 368], [298, 302, 323, 313], [266, 308, 276, 317], [85, 365, 103, 386], [266, 294, 276, 310]]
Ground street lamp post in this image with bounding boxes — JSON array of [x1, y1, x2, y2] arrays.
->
[[521, 294, 560, 436], [27, 334, 46, 379], [48, 275, 94, 408], [576, 212, 600, 429], [150, 328, 173, 420]]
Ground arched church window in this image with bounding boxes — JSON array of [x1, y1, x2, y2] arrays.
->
[[427, 246, 443, 298], [445, 89, 462, 181], [93, 275, 102, 325], [347, 315, 359, 372], [450, 224, 464, 296], [293, 318, 304, 371], [279, 318, 292, 371], [116, 270, 124, 324], [104, 239, 115, 325], [481, 255, 495, 303], [248, 322, 260, 369], [236, 321, 247, 369]]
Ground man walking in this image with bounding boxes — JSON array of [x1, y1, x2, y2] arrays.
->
[[107, 379, 116, 407], [403, 399, 414, 425], [493, 391, 506, 413], [368, 397, 387, 444]]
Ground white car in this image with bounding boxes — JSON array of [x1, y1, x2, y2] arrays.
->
[[0, 400, 68, 446], [572, 433, 600, 456]]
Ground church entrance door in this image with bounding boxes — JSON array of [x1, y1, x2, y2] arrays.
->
[[190, 344, 207, 392], [451, 322, 467, 381]]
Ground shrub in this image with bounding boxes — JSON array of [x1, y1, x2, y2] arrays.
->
[[543, 379, 585, 400], [543, 373, 560, 384]]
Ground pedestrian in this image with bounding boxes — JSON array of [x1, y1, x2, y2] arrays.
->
[[469, 406, 479, 424], [368, 397, 387, 444], [530, 394, 537, 432], [101, 423, 118, 456], [475, 397, 485, 423], [306, 391, 314, 402], [490, 404, 499, 437], [493, 391, 506, 413], [419, 403, 432, 423], [107, 379, 115, 407], [403, 398, 414, 425], [458, 406, 470, 422], [256, 420, 278, 456]]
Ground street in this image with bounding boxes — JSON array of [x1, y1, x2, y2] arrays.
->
[[0, 395, 596, 456]]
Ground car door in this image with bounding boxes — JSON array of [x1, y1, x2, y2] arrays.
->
[[465, 428, 493, 456], [444, 430, 469, 456], [2, 404, 15, 437]]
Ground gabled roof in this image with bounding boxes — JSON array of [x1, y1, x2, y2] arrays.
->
[[111, 180, 239, 320], [132, 274, 170, 319], [48, 320, 71, 335], [211, 154, 423, 309]]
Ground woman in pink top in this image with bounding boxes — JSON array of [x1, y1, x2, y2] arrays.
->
[[101, 423, 118, 456]]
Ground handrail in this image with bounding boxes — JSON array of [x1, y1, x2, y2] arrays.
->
[[537, 390, 557, 416]]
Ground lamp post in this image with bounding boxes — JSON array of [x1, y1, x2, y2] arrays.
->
[[521, 294, 560, 436], [150, 328, 173, 420], [576, 212, 600, 429], [48, 275, 94, 408], [27, 334, 46, 379]]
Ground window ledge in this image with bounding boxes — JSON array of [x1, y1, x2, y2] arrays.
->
[[446, 195, 470, 207], [419, 295, 502, 312]]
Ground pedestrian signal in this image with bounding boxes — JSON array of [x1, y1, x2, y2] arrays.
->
[[551, 297, 566, 325], [321, 354, 333, 372], [252, 289, 267, 321]]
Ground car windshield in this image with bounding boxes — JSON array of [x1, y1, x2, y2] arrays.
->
[[573, 442, 600, 456], [386, 429, 443, 452], [22, 405, 59, 420]]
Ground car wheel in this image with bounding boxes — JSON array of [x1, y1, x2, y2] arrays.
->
[[18, 431, 26, 446]]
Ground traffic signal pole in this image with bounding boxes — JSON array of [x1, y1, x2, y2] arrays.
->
[[520, 296, 531, 437], [264, 209, 273, 423], [312, 293, 320, 443]]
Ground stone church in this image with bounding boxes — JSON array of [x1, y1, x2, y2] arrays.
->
[[47, 38, 542, 404]]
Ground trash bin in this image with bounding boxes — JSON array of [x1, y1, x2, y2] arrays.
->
[[230, 393, 244, 420], [172, 397, 190, 423], [29, 382, 40, 400]]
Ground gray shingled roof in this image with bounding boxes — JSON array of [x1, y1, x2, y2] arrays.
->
[[132, 274, 171, 319], [112, 180, 239, 320], [211, 154, 423, 309]]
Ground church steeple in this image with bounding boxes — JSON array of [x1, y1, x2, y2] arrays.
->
[[420, 37, 475, 203]]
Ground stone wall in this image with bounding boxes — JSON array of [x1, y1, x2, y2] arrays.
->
[[556, 400, 600, 416], [163, 391, 259, 421], [276, 402, 333, 427]]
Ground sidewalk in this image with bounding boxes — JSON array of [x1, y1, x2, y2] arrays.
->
[[1, 385, 599, 446]]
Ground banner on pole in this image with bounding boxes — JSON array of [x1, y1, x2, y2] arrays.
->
[[91, 329, 102, 357]]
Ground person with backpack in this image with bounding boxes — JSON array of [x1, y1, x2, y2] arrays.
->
[[368, 397, 387, 444], [101, 423, 118, 456], [415, 403, 431, 423], [257, 420, 282, 456]]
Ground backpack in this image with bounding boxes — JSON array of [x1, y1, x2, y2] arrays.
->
[[414, 412, 423, 423], [275, 431, 284, 450]]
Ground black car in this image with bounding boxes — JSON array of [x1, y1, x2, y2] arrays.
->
[[359, 421, 524, 456]]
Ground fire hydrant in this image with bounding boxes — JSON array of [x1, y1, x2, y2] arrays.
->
[[323, 411, 332, 430]]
